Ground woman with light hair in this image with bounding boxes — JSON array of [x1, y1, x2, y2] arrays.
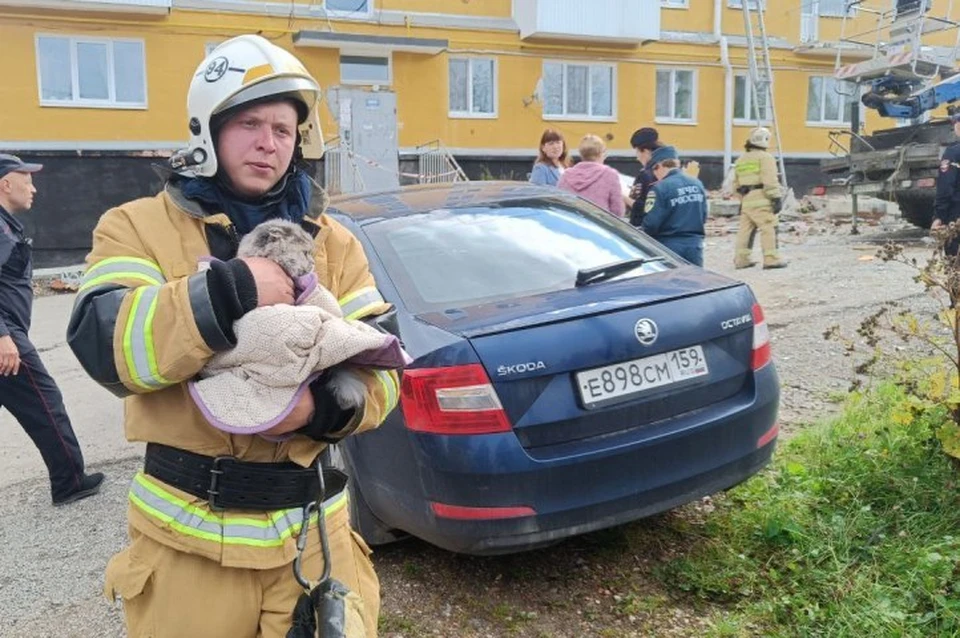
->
[[557, 134, 625, 216]]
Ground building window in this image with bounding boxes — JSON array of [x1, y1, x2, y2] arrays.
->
[[36, 36, 146, 108], [449, 57, 497, 118], [807, 76, 858, 124], [733, 74, 771, 123], [340, 54, 390, 85], [661, 0, 688, 7], [818, 0, 854, 16], [655, 68, 696, 122], [542, 61, 615, 120], [325, 0, 373, 16], [728, 0, 764, 7]]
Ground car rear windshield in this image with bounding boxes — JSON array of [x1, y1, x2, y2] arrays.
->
[[363, 198, 673, 314]]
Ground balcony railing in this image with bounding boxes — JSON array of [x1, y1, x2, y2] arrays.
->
[[513, 0, 660, 44]]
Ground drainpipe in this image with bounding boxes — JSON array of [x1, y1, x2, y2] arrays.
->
[[713, 0, 722, 41], [715, 0, 732, 175], [721, 37, 733, 176]]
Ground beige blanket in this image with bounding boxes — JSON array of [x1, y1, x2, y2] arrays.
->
[[189, 281, 408, 433]]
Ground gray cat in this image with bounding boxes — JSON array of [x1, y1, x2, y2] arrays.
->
[[236, 219, 316, 279], [234, 219, 368, 412]]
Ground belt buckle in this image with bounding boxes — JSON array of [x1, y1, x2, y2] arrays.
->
[[208, 456, 235, 511]]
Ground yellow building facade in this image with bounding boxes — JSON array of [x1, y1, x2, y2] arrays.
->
[[4, 0, 954, 159], [1, 0, 958, 267]]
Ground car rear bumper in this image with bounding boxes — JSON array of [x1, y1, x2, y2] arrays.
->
[[366, 365, 780, 555], [422, 443, 774, 555]]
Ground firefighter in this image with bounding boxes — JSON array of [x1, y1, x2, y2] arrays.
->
[[732, 127, 787, 269], [642, 145, 708, 266], [67, 35, 398, 637]]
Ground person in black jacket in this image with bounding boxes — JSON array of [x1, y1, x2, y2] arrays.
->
[[933, 112, 960, 258], [0, 154, 104, 506], [627, 127, 661, 227]]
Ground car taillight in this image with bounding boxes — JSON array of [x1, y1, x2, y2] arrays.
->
[[752, 302, 771, 370], [916, 177, 936, 188], [812, 185, 826, 196], [400, 364, 511, 435]]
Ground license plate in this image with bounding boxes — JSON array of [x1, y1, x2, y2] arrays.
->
[[851, 183, 882, 195], [576, 346, 709, 409]]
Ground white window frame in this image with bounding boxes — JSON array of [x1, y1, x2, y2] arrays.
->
[[339, 52, 392, 86], [541, 60, 617, 122], [733, 73, 771, 124], [661, 0, 689, 7], [806, 75, 859, 126], [655, 67, 698, 125], [818, 0, 856, 18], [728, 0, 765, 8], [35, 34, 148, 109], [448, 57, 498, 119], [324, 0, 374, 18]]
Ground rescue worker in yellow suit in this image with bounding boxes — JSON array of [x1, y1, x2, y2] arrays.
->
[[66, 35, 399, 637], [732, 127, 787, 269]]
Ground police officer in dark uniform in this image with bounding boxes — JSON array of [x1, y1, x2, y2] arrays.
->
[[627, 127, 661, 228], [933, 112, 960, 263], [642, 145, 708, 266], [0, 154, 104, 505]]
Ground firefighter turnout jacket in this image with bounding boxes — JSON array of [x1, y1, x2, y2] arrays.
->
[[67, 180, 400, 569], [732, 150, 782, 212]]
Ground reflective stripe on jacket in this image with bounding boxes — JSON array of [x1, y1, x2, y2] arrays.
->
[[68, 180, 400, 569], [733, 150, 782, 212]]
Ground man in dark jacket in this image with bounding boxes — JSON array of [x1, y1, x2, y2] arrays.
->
[[0, 154, 104, 505], [933, 112, 960, 258], [642, 146, 708, 266], [627, 127, 661, 227]]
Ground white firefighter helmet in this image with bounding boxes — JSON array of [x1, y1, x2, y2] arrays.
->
[[747, 127, 772, 150], [173, 34, 324, 177]]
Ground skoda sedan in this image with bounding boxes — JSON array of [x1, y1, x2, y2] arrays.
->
[[326, 181, 779, 555]]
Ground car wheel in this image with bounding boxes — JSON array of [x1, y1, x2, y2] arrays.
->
[[323, 443, 407, 547]]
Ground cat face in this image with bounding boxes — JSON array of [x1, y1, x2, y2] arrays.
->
[[236, 219, 316, 278]]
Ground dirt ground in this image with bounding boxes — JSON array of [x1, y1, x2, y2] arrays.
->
[[370, 201, 944, 638], [6, 200, 941, 638]]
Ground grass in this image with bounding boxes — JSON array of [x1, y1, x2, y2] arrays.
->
[[657, 382, 960, 638]]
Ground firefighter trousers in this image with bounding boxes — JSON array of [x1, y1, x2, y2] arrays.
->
[[735, 206, 781, 266], [105, 507, 380, 637]]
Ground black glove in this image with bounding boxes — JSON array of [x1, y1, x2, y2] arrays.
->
[[297, 375, 358, 442], [772, 198, 783, 214]]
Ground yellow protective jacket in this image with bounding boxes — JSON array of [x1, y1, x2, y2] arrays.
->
[[67, 179, 400, 570], [733, 150, 782, 212]]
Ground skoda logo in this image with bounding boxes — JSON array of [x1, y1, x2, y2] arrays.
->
[[634, 318, 658, 346], [204, 56, 229, 82]]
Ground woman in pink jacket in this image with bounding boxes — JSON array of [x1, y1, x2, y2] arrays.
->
[[558, 134, 626, 217]]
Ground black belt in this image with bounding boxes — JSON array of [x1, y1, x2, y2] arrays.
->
[[737, 184, 765, 196], [144, 443, 347, 511]]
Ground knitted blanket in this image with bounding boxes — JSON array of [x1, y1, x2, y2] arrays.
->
[[189, 274, 410, 433]]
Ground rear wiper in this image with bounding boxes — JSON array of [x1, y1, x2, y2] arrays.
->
[[575, 256, 665, 287]]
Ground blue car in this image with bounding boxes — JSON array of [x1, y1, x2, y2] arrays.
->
[[325, 181, 779, 555]]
